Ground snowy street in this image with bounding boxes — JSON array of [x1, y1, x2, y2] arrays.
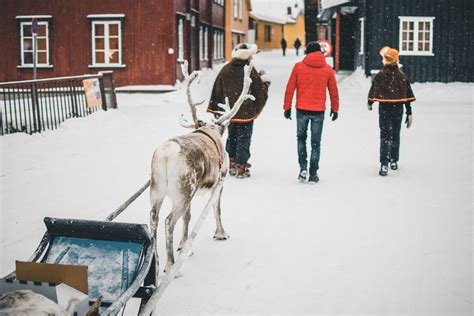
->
[[0, 50, 472, 315]]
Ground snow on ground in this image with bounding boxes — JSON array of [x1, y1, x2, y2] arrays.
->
[[0, 49, 472, 315]]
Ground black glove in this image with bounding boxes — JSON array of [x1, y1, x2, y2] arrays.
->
[[330, 111, 338, 121], [284, 109, 292, 120]]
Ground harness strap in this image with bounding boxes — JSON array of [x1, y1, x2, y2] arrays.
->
[[193, 129, 224, 168]]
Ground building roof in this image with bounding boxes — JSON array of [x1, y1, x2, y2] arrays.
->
[[250, 11, 286, 24], [321, 0, 351, 10]]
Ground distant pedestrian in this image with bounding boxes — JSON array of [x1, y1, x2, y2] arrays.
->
[[283, 41, 339, 183], [208, 43, 271, 179], [368, 46, 416, 176], [281, 38, 287, 56], [294, 38, 302, 56]]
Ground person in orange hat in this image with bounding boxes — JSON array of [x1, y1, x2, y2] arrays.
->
[[367, 46, 416, 176]]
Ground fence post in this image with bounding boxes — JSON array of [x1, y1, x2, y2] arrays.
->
[[31, 83, 41, 132], [69, 82, 79, 117], [99, 71, 118, 110]]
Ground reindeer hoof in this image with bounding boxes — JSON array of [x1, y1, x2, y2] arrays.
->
[[213, 233, 229, 240]]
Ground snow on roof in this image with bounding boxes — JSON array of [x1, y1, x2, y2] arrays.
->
[[250, 11, 286, 24], [86, 14, 125, 19], [321, 0, 351, 10]]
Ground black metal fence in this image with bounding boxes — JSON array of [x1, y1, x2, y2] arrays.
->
[[0, 71, 117, 135]]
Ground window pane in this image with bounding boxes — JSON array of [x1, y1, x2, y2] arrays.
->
[[419, 32, 424, 41], [109, 37, 119, 50], [23, 24, 32, 37], [95, 38, 105, 50], [409, 32, 414, 40], [402, 32, 407, 40], [37, 38, 47, 50], [402, 42, 407, 51], [408, 42, 413, 50], [109, 24, 119, 36], [96, 51, 105, 63], [24, 52, 33, 64], [23, 38, 33, 50], [418, 22, 424, 31], [37, 51, 47, 64], [418, 42, 423, 51], [402, 21, 407, 30], [37, 24, 47, 36], [424, 42, 430, 51], [425, 22, 430, 30], [109, 50, 119, 63], [95, 24, 104, 36], [409, 22, 414, 30]]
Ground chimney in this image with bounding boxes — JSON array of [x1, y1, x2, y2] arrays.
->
[[287, 6, 292, 15]]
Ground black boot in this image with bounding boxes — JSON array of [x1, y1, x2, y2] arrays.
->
[[390, 161, 398, 170], [298, 169, 308, 182], [379, 164, 388, 176], [308, 173, 319, 183]]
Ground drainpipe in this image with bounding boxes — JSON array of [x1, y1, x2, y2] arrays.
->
[[335, 10, 340, 72]]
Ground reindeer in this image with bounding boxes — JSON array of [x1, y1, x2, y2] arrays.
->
[[150, 61, 255, 273]]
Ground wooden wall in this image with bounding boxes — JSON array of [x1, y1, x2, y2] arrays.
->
[[0, 0, 176, 86], [365, 0, 473, 82]]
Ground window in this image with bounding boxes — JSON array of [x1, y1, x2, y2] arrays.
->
[[399, 16, 434, 56], [264, 25, 272, 42], [213, 29, 224, 60], [199, 26, 203, 61], [359, 18, 365, 55], [177, 17, 184, 61], [234, 0, 238, 19], [255, 24, 259, 41], [91, 20, 123, 66], [213, 0, 224, 5], [204, 26, 208, 61], [239, 0, 243, 20], [19, 20, 51, 67]]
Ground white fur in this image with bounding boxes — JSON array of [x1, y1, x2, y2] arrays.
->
[[232, 43, 258, 60], [260, 74, 271, 83]]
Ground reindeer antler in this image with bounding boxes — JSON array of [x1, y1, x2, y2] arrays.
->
[[180, 60, 205, 129], [216, 63, 256, 125]]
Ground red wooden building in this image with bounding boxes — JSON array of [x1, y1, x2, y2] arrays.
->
[[0, 0, 226, 86]]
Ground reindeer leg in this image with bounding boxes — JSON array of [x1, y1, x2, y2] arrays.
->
[[164, 203, 185, 273], [178, 205, 191, 251], [213, 186, 229, 240]]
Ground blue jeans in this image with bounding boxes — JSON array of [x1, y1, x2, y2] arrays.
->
[[297, 111, 324, 175], [226, 121, 254, 165]]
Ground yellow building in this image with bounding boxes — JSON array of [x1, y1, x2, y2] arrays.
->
[[249, 12, 286, 51], [225, 0, 252, 61], [284, 5, 305, 48]]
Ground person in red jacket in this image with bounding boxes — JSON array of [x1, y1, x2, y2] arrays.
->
[[283, 41, 339, 183]]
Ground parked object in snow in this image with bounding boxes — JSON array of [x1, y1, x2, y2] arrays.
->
[[150, 60, 255, 273]]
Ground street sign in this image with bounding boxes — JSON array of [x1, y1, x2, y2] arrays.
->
[[318, 40, 333, 57], [31, 17, 38, 34]]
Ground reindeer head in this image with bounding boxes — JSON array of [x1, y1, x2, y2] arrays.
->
[[179, 60, 255, 136]]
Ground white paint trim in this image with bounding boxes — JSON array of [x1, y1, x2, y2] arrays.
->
[[398, 16, 435, 56], [17, 65, 54, 69], [20, 21, 51, 67], [359, 18, 365, 55], [16, 15, 52, 19], [87, 14, 125, 19], [91, 20, 124, 67]]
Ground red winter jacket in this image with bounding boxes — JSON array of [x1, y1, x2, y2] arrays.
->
[[284, 52, 339, 112]]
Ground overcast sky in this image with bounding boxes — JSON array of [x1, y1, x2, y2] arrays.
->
[[251, 0, 304, 18]]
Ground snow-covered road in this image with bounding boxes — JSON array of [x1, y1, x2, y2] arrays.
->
[[1, 50, 472, 315]]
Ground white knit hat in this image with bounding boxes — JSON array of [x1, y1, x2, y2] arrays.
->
[[232, 43, 258, 60]]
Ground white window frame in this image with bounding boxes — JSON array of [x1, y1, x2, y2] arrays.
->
[[239, 0, 243, 20], [199, 26, 204, 61], [359, 18, 365, 55], [90, 20, 125, 67], [398, 16, 435, 56], [234, 0, 238, 19], [177, 18, 184, 62], [203, 27, 208, 61], [19, 21, 52, 68]]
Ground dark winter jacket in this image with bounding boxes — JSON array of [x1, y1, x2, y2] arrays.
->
[[208, 59, 269, 123], [281, 39, 287, 49], [368, 64, 416, 104], [294, 39, 302, 49], [284, 51, 339, 112]]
